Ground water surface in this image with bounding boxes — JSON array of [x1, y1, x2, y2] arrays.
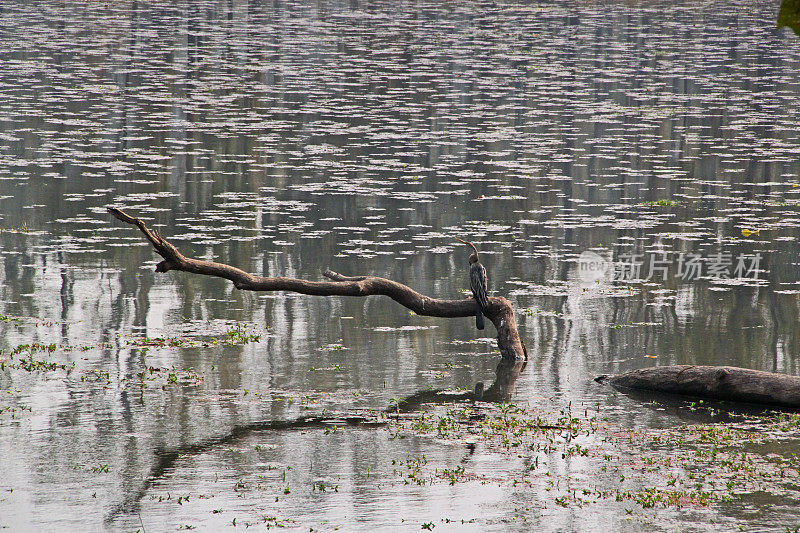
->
[[1, 0, 800, 531]]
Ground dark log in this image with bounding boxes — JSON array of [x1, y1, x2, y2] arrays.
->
[[107, 207, 526, 360], [596, 365, 800, 409]]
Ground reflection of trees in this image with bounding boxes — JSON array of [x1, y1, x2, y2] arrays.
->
[[2, 0, 800, 385], [1, 1, 800, 529]]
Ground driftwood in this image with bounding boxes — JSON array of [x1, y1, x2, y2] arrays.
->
[[107, 207, 526, 360], [597, 365, 800, 409]]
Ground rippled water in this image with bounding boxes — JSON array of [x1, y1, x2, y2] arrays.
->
[[1, 0, 800, 531]]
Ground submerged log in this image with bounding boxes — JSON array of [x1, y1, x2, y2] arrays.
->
[[107, 207, 526, 360], [596, 365, 800, 409]]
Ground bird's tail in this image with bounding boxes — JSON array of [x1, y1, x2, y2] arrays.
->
[[476, 306, 485, 330]]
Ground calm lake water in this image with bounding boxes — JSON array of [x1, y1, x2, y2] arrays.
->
[[1, 0, 800, 531]]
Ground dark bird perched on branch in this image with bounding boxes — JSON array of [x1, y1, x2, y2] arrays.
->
[[456, 237, 489, 330]]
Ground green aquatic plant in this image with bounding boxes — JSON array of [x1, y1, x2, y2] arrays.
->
[[641, 199, 678, 207]]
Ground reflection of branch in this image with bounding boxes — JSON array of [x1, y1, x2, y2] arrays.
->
[[482, 358, 527, 401], [105, 415, 384, 524], [391, 388, 475, 413], [107, 356, 526, 524], [108, 207, 527, 360], [392, 358, 527, 413]]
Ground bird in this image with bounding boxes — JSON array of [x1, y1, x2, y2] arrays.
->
[[456, 237, 489, 330]]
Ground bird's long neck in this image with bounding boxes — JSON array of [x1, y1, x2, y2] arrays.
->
[[456, 237, 480, 260]]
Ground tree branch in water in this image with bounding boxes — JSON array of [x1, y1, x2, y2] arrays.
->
[[107, 207, 526, 360]]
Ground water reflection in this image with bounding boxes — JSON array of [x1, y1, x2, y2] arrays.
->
[[108, 412, 387, 523], [0, 0, 799, 530], [110, 354, 521, 524], [604, 384, 791, 424], [396, 356, 526, 411]]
